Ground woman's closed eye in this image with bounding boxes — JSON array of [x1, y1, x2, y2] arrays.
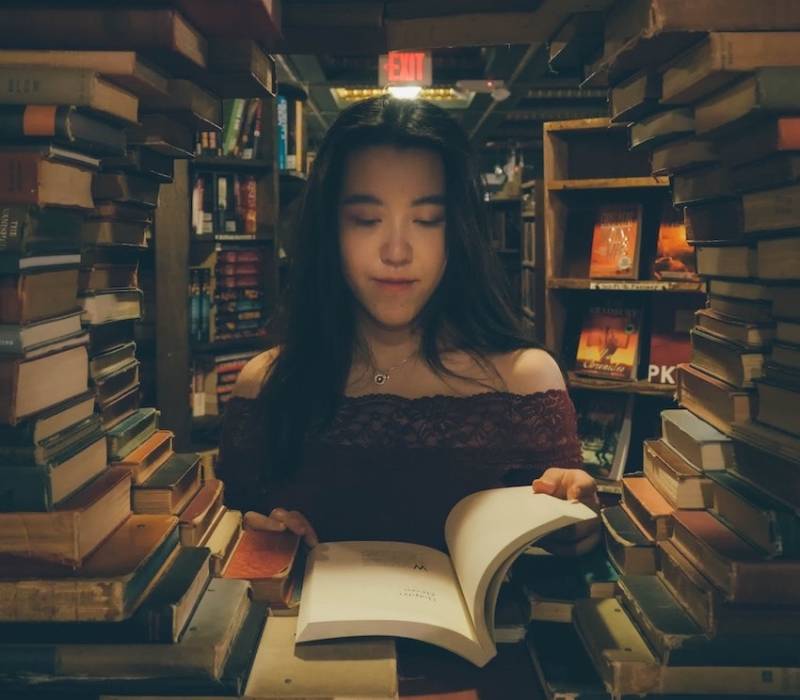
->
[[415, 217, 445, 227]]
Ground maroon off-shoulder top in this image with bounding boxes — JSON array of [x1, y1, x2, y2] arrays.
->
[[217, 390, 583, 550]]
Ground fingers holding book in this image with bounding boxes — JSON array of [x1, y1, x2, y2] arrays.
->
[[244, 508, 319, 547]]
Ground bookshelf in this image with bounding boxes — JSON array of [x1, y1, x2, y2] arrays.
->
[[543, 117, 705, 481], [521, 179, 545, 342], [153, 89, 308, 450]]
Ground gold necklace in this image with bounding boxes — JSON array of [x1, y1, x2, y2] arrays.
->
[[367, 346, 417, 385]]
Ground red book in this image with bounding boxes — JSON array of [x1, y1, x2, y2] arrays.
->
[[223, 528, 303, 606], [647, 296, 700, 384], [589, 203, 642, 279]]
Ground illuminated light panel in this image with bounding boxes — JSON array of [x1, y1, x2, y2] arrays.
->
[[330, 86, 474, 109]]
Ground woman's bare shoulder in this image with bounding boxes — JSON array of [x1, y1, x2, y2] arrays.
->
[[231, 346, 281, 400], [492, 347, 567, 395]]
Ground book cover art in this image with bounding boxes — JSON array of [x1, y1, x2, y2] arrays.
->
[[589, 203, 642, 279], [573, 391, 634, 482], [648, 296, 699, 384], [575, 305, 642, 380], [652, 202, 697, 280]]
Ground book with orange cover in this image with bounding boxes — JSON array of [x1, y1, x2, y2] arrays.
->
[[575, 305, 641, 381], [223, 528, 303, 608], [589, 203, 642, 279], [652, 202, 697, 280], [179, 477, 224, 546], [113, 428, 173, 485], [622, 475, 674, 542]]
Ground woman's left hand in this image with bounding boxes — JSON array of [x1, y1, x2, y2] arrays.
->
[[531, 467, 601, 556]]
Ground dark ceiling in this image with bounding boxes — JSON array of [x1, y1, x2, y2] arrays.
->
[[274, 0, 614, 161]]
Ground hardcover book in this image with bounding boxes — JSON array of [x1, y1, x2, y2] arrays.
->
[[575, 305, 642, 381], [295, 488, 596, 667], [588, 203, 642, 279], [647, 296, 696, 385], [573, 390, 633, 483], [651, 202, 696, 280]]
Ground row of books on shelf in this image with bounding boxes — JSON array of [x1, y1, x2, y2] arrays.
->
[[191, 170, 258, 239], [573, 295, 702, 385], [197, 97, 264, 160], [189, 246, 269, 344], [588, 199, 697, 281], [192, 350, 259, 418]]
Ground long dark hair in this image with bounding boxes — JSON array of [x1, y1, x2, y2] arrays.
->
[[262, 95, 535, 477]]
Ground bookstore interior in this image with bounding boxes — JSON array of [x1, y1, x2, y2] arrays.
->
[[2, 1, 800, 698]]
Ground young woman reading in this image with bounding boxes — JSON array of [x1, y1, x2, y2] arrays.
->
[[217, 96, 599, 555]]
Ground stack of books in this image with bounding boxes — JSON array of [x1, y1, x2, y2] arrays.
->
[[0, 8, 284, 696], [529, 3, 800, 698]]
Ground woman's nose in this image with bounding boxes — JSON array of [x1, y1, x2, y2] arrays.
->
[[379, 221, 412, 266]]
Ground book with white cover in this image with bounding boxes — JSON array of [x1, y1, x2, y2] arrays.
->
[[660, 408, 735, 471], [295, 488, 596, 667]]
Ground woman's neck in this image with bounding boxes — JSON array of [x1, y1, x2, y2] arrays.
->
[[356, 315, 421, 370]]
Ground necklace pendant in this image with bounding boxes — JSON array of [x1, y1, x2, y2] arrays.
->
[[374, 372, 388, 385]]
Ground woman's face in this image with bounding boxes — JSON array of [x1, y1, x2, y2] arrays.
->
[[338, 145, 447, 331]]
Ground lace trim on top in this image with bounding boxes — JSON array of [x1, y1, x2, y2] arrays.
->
[[314, 389, 580, 455]]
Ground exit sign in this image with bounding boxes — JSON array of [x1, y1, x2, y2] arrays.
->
[[379, 51, 432, 87]]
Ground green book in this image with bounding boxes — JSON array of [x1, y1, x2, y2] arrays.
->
[[0, 204, 84, 255], [0, 413, 101, 467], [107, 407, 159, 462], [0, 429, 106, 511], [527, 620, 610, 700], [618, 575, 800, 667]]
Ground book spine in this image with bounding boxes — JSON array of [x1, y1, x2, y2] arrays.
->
[[222, 98, 245, 155], [277, 95, 288, 170], [200, 269, 210, 342], [0, 466, 53, 511], [0, 67, 91, 107], [0, 326, 22, 355], [0, 153, 45, 205]]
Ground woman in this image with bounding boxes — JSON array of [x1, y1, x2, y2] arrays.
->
[[217, 95, 598, 554]]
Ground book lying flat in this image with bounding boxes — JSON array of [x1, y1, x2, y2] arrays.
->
[[296, 488, 596, 667]]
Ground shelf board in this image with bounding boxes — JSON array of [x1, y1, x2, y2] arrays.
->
[[544, 117, 622, 134], [548, 176, 669, 190], [568, 372, 676, 397], [521, 180, 537, 190], [192, 235, 273, 245], [192, 336, 268, 355], [522, 211, 536, 219], [193, 156, 273, 170], [280, 170, 307, 183], [548, 278, 706, 292], [522, 261, 537, 269], [487, 196, 522, 204]]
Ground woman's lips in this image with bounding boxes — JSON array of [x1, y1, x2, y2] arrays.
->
[[372, 278, 417, 291]]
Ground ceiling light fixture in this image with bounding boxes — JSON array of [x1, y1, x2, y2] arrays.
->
[[387, 85, 423, 99]]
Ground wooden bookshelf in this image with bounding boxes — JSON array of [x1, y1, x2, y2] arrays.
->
[[547, 278, 706, 292], [568, 372, 677, 397], [543, 118, 696, 479], [548, 176, 669, 190], [193, 156, 273, 170], [154, 92, 307, 449]]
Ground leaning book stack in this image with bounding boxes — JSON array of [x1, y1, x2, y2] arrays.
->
[[535, 4, 800, 698], [0, 10, 289, 696]]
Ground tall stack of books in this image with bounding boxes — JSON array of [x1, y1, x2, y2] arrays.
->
[[0, 5, 283, 695], [528, 3, 800, 698]]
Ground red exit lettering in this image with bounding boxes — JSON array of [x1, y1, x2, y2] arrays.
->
[[386, 52, 426, 83]]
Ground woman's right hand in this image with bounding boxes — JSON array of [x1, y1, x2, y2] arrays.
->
[[243, 508, 319, 547]]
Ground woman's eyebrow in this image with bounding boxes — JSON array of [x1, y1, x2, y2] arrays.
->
[[339, 194, 446, 206]]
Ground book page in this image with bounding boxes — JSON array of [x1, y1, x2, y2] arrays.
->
[[296, 541, 489, 666], [445, 488, 597, 655]]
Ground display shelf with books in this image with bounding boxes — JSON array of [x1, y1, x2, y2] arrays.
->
[[544, 118, 703, 486]]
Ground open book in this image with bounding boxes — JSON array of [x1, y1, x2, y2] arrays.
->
[[295, 487, 597, 667]]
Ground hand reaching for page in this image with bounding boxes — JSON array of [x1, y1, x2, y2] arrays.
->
[[532, 467, 601, 557], [243, 508, 319, 547]]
